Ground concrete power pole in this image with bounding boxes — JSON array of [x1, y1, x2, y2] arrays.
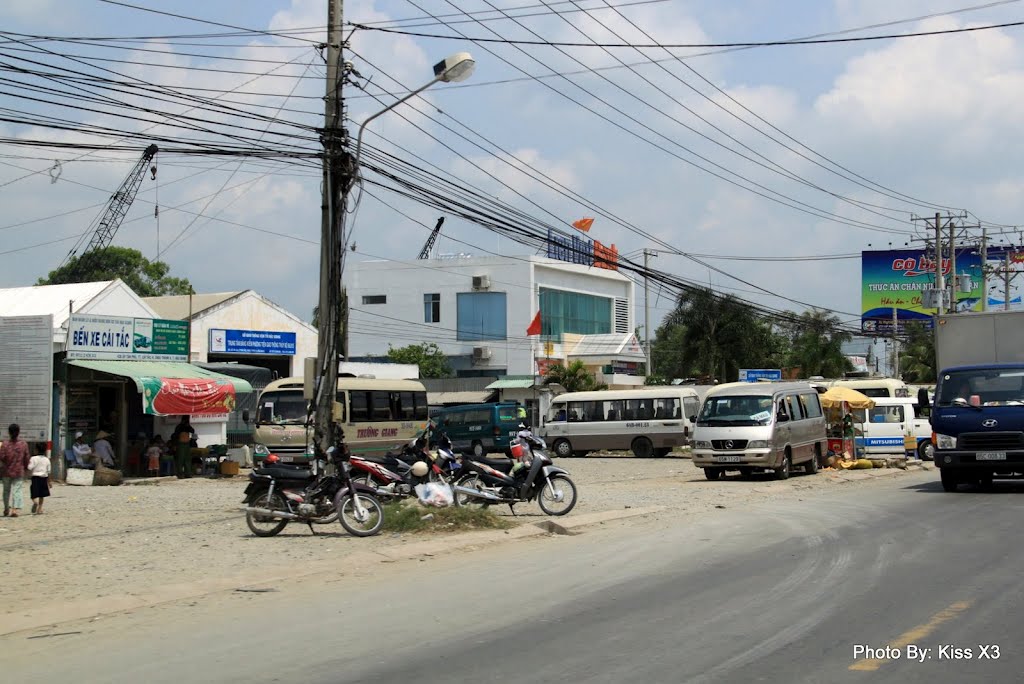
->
[[1005, 252, 1012, 311], [934, 212, 945, 314], [981, 225, 988, 312], [314, 0, 347, 453], [949, 219, 957, 310], [643, 249, 656, 376], [891, 307, 899, 378]]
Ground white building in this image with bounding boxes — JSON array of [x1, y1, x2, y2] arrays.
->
[[144, 290, 317, 378], [345, 255, 645, 387]]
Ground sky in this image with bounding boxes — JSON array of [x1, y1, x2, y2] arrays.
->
[[2, 0, 1023, 361]]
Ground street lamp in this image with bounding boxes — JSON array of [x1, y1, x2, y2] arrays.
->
[[352, 52, 475, 170]]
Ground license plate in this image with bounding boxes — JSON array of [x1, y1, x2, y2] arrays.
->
[[977, 452, 1006, 461], [716, 456, 743, 463], [278, 455, 293, 463]]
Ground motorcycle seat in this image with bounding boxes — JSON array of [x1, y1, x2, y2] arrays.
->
[[254, 466, 315, 480], [357, 455, 406, 469], [470, 456, 514, 473]]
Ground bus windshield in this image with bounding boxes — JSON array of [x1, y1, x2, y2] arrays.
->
[[697, 396, 774, 426], [256, 391, 309, 425]]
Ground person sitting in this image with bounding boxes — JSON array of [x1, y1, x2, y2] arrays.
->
[[71, 432, 93, 467], [92, 431, 116, 468]]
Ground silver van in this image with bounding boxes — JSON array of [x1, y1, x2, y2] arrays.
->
[[691, 382, 827, 480]]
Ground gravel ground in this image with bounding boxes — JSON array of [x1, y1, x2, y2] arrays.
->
[[0, 454, 932, 616]]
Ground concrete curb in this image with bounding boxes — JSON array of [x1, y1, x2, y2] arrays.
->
[[0, 506, 662, 637]]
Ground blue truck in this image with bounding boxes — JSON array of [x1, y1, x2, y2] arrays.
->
[[923, 310, 1024, 492]]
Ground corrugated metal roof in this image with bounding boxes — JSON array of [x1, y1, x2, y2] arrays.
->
[[68, 359, 253, 393], [0, 281, 114, 328], [143, 291, 244, 320], [427, 390, 496, 405], [486, 376, 538, 389]]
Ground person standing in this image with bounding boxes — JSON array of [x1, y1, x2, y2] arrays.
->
[[171, 416, 195, 479], [1, 423, 31, 517], [27, 445, 51, 514]]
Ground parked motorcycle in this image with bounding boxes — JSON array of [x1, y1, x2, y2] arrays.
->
[[243, 441, 384, 537], [350, 434, 461, 501], [453, 426, 577, 516]]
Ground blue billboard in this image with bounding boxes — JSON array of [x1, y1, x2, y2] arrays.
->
[[209, 328, 296, 355], [739, 369, 782, 382]]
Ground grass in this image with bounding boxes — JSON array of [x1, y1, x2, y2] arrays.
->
[[381, 500, 514, 534]]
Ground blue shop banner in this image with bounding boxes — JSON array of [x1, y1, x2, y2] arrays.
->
[[209, 328, 296, 355]]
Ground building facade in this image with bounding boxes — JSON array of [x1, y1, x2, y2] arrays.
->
[[345, 255, 644, 386]]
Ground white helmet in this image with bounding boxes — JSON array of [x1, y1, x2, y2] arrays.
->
[[411, 461, 429, 477]]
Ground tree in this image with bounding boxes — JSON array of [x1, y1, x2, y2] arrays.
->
[[542, 359, 607, 392], [652, 288, 784, 382], [386, 342, 453, 378], [780, 309, 853, 378], [898, 322, 936, 382], [38, 246, 192, 297]]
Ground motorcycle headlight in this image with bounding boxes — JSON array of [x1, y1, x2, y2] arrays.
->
[[747, 440, 768, 449], [934, 433, 956, 450], [694, 440, 712, 449]]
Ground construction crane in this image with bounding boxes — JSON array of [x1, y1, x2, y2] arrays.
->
[[417, 216, 445, 259], [61, 144, 158, 274]]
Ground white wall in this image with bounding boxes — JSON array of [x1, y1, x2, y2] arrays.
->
[[189, 292, 318, 374], [346, 256, 633, 376]]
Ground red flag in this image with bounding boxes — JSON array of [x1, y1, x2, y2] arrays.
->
[[526, 311, 542, 336], [571, 217, 594, 232]]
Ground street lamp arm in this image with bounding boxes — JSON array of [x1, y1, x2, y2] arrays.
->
[[352, 75, 441, 171]]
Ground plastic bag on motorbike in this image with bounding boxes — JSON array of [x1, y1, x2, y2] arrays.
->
[[415, 482, 454, 508]]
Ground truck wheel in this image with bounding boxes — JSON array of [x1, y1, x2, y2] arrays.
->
[[940, 468, 960, 492], [917, 441, 934, 461]]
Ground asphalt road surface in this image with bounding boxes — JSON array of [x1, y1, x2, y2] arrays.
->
[[3, 470, 1021, 684]]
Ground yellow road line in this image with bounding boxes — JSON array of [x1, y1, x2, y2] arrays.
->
[[849, 600, 973, 671]]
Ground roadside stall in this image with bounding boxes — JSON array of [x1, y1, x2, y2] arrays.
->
[[819, 386, 875, 461]]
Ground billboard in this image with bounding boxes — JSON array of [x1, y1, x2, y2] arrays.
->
[[861, 249, 983, 334], [67, 314, 189, 361], [209, 329, 296, 355]]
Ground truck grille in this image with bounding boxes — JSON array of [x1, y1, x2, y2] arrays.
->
[[712, 439, 748, 450], [958, 432, 1024, 450]]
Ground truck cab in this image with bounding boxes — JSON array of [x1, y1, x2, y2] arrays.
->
[[926, 364, 1024, 491]]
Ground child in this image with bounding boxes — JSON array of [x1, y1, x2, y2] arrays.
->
[[27, 445, 50, 515], [146, 435, 163, 476]]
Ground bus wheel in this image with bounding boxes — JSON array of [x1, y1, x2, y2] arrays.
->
[[552, 439, 573, 458], [631, 436, 654, 459]]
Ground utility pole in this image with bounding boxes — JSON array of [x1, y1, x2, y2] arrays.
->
[[949, 219, 957, 310], [891, 307, 899, 378], [934, 212, 945, 314], [643, 249, 657, 376], [314, 0, 349, 454], [1005, 252, 1012, 311], [981, 225, 988, 311]]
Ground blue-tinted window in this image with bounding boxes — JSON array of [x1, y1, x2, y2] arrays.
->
[[540, 288, 612, 337], [457, 292, 507, 341]]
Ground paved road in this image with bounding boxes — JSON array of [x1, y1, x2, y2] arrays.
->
[[3, 471, 1021, 683]]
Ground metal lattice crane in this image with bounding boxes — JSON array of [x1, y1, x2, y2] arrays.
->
[[417, 217, 445, 259], [62, 144, 158, 273]]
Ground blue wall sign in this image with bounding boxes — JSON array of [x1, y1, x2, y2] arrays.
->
[[209, 329, 296, 355], [738, 369, 782, 382]]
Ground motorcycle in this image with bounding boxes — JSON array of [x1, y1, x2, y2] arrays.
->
[[243, 441, 384, 537], [350, 433, 461, 501], [453, 426, 578, 516]]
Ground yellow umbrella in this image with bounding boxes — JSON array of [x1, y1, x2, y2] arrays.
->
[[819, 386, 876, 410]]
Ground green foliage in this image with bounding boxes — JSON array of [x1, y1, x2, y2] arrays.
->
[[386, 342, 453, 378], [779, 309, 853, 378], [644, 374, 672, 386], [898, 322, 936, 382], [651, 288, 786, 382], [541, 359, 607, 392], [38, 246, 192, 297], [381, 501, 512, 533]]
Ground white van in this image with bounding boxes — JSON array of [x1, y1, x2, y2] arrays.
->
[[854, 397, 931, 459], [692, 382, 827, 480], [830, 378, 910, 399]]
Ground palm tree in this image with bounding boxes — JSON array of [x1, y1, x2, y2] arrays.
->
[[783, 309, 853, 377], [542, 359, 607, 392], [898, 322, 936, 382]]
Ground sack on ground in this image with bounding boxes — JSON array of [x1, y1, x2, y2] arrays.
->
[[415, 482, 453, 507]]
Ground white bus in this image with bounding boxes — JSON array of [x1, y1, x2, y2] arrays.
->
[[246, 376, 430, 463], [828, 378, 910, 399], [538, 387, 701, 458]]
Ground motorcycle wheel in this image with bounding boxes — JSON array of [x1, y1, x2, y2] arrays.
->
[[246, 492, 289, 537], [537, 475, 578, 516], [338, 493, 384, 537], [453, 474, 486, 508]]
